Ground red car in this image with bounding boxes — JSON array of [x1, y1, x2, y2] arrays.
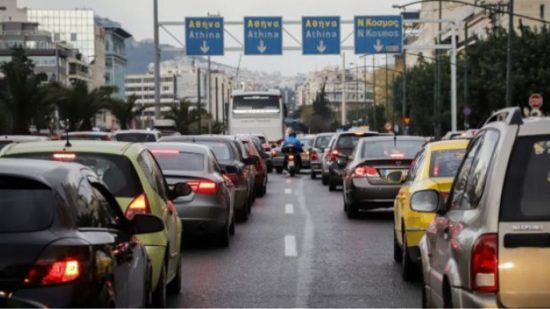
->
[[237, 135, 268, 197]]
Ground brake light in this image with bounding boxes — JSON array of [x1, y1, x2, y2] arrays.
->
[[53, 153, 76, 160], [225, 174, 239, 186], [125, 193, 150, 219], [390, 153, 405, 159], [271, 150, 278, 157], [187, 180, 217, 194], [24, 258, 80, 286], [471, 233, 498, 292], [310, 150, 319, 161], [151, 149, 180, 155], [353, 165, 378, 178], [330, 150, 339, 162], [288, 155, 295, 160], [433, 160, 440, 176]]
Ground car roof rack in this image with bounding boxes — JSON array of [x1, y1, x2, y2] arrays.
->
[[484, 107, 523, 126]]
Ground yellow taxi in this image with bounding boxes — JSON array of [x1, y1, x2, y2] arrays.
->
[[393, 139, 469, 280]]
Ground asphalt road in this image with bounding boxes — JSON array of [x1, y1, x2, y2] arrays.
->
[[168, 172, 422, 308]]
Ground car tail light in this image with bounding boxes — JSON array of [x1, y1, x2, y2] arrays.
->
[[226, 174, 239, 185], [24, 258, 81, 286], [471, 233, 498, 292], [125, 193, 150, 219], [353, 165, 378, 178], [151, 149, 180, 155], [271, 150, 278, 157], [310, 150, 319, 161], [288, 155, 295, 160], [329, 150, 339, 162], [53, 153, 76, 161], [390, 153, 405, 159], [187, 180, 217, 194], [433, 160, 440, 176]]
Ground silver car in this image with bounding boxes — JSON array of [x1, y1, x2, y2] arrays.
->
[[112, 129, 161, 142], [416, 107, 550, 308], [310, 132, 336, 179], [146, 142, 236, 247]]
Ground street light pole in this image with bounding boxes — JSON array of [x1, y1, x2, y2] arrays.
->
[[153, 0, 161, 119], [341, 52, 347, 126], [506, 0, 514, 107]]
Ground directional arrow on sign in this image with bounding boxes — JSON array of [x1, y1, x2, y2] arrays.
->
[[374, 39, 384, 53], [200, 41, 210, 54], [257, 40, 267, 53], [317, 40, 327, 53]]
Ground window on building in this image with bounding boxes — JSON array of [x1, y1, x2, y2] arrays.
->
[[541, 4, 545, 19], [54, 32, 60, 41]]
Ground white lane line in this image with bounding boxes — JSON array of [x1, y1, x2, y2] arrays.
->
[[285, 203, 294, 215], [284, 235, 298, 257], [284, 188, 292, 195]]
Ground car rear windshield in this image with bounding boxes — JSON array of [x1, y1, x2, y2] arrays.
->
[[256, 136, 267, 144], [337, 133, 376, 150], [501, 135, 550, 221], [68, 135, 108, 141], [152, 151, 205, 172], [429, 149, 466, 178], [0, 176, 55, 233], [9, 153, 141, 198], [301, 138, 313, 147], [233, 95, 280, 111], [194, 141, 233, 161], [114, 133, 156, 142], [314, 135, 333, 149], [362, 140, 424, 159]]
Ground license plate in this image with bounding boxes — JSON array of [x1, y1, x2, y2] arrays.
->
[[380, 169, 408, 177], [288, 161, 295, 168]]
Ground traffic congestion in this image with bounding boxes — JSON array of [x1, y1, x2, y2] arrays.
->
[[1, 0, 550, 308]]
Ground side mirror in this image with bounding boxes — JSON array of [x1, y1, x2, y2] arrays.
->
[[170, 182, 192, 200], [386, 170, 405, 184], [224, 165, 239, 174], [131, 214, 165, 234], [410, 190, 441, 213]]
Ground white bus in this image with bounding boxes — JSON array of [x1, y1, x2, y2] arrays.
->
[[229, 90, 286, 144]]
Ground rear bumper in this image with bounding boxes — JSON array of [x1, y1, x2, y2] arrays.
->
[[450, 287, 498, 308], [14, 281, 108, 307], [310, 160, 322, 172], [272, 157, 284, 168], [347, 180, 400, 208]]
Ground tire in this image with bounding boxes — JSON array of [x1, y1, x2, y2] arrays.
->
[[267, 164, 273, 173], [276, 167, 283, 174], [322, 174, 329, 186], [422, 286, 429, 308], [310, 172, 317, 179], [256, 184, 266, 197], [229, 216, 235, 235], [346, 201, 359, 219], [401, 231, 416, 281], [152, 263, 167, 308], [443, 281, 453, 308], [167, 257, 182, 294], [289, 169, 296, 177], [328, 176, 337, 191], [217, 222, 230, 248], [237, 201, 249, 222], [394, 228, 403, 263]]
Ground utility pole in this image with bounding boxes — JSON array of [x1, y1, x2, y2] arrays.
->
[[153, 0, 161, 119], [464, 21, 469, 129], [341, 52, 346, 126], [197, 68, 202, 134], [207, 56, 212, 134], [372, 56, 377, 130], [402, 53, 407, 134], [506, 0, 514, 107], [385, 54, 389, 124], [215, 77, 219, 123], [435, 0, 442, 138], [364, 56, 368, 126]]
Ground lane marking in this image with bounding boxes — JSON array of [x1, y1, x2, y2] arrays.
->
[[285, 203, 294, 214], [295, 177, 314, 307], [284, 235, 297, 257], [284, 188, 292, 195]]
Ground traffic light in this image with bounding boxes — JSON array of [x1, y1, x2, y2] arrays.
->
[[403, 116, 411, 125]]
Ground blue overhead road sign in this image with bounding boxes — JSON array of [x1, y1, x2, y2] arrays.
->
[[185, 17, 224, 56], [244, 17, 282, 55], [302, 16, 340, 55], [355, 16, 402, 54]]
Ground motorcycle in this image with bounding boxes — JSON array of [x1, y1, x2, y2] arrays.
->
[[282, 144, 301, 177]]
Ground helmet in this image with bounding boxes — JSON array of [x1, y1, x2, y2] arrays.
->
[[287, 128, 296, 137]]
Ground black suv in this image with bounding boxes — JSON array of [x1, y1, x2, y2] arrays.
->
[[326, 130, 380, 191]]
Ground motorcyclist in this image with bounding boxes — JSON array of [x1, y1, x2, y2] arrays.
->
[[281, 129, 303, 168]]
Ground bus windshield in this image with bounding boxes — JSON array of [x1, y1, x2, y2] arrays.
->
[[233, 95, 280, 112]]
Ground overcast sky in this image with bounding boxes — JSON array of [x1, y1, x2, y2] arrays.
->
[[19, 0, 419, 75]]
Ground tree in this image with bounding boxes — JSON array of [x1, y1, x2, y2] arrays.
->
[[0, 47, 53, 134], [54, 83, 115, 131], [108, 95, 145, 130], [307, 83, 334, 133], [163, 99, 209, 134]]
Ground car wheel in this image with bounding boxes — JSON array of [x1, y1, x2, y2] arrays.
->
[[229, 215, 235, 235], [276, 167, 283, 174], [322, 174, 329, 185], [346, 201, 358, 219], [256, 184, 266, 197], [267, 164, 273, 173], [167, 256, 182, 294], [328, 176, 337, 191], [422, 286, 429, 308], [217, 222, 230, 248], [152, 263, 167, 308], [401, 231, 416, 281], [310, 172, 316, 179], [394, 228, 403, 263]]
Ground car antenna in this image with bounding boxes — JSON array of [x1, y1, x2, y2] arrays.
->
[[64, 119, 72, 148]]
